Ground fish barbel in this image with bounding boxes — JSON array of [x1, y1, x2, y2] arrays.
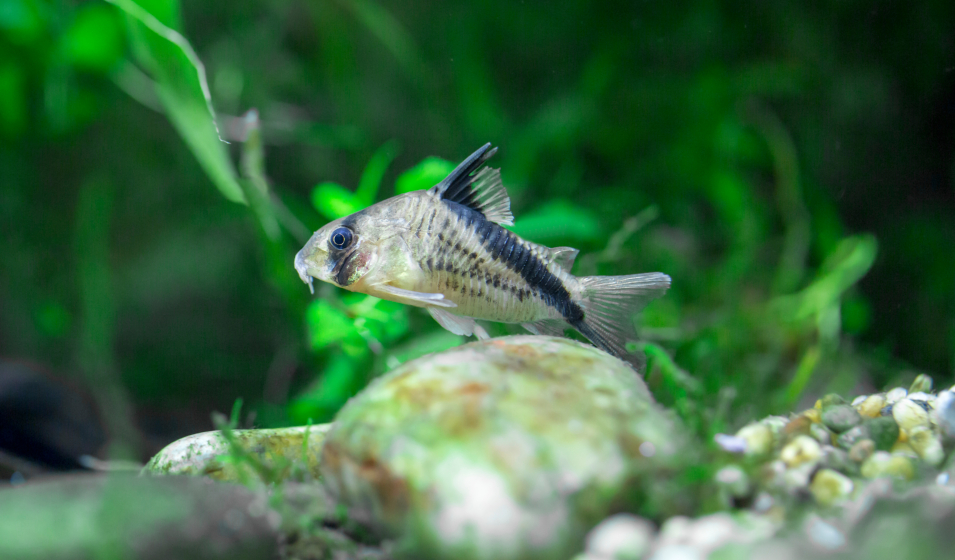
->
[[294, 143, 671, 370]]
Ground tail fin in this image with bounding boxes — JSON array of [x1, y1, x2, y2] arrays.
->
[[571, 272, 671, 372]]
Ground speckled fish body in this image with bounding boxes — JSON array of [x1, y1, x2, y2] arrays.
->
[[294, 144, 671, 369]]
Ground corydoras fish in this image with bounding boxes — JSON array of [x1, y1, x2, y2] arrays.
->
[[294, 143, 671, 370]]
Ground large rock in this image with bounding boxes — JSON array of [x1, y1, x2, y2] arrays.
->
[[320, 335, 690, 560]]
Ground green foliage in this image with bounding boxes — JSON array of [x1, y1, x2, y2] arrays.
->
[[2, 0, 954, 452]]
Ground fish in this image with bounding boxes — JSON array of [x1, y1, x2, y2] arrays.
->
[[294, 143, 671, 370]]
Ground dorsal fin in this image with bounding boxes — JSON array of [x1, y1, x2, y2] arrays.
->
[[547, 247, 579, 271], [429, 143, 514, 226]]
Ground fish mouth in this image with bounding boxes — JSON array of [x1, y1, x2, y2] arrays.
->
[[293, 248, 317, 294]]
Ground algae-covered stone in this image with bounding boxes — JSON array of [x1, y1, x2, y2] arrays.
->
[[319, 336, 689, 560], [0, 473, 279, 560], [909, 374, 933, 394], [863, 416, 900, 451], [821, 405, 862, 434], [143, 424, 331, 483], [837, 425, 871, 451]]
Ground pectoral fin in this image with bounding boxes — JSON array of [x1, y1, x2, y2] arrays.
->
[[428, 307, 489, 339], [377, 285, 457, 308]]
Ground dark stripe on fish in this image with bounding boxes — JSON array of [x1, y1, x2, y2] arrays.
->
[[333, 251, 356, 286], [443, 200, 584, 322]]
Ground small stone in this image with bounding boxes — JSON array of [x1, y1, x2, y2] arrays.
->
[[892, 398, 931, 431], [805, 516, 846, 551], [851, 395, 867, 407], [780, 435, 822, 468], [821, 405, 862, 434], [782, 462, 816, 492], [714, 465, 750, 499], [836, 425, 871, 450], [848, 439, 875, 463], [818, 394, 847, 409], [863, 416, 900, 451], [909, 374, 933, 394], [783, 415, 813, 439], [890, 441, 918, 458], [885, 387, 908, 404], [810, 423, 833, 445], [933, 391, 955, 439], [908, 425, 944, 467], [855, 394, 886, 419], [861, 451, 914, 480], [803, 408, 822, 424], [585, 513, 656, 560], [819, 446, 855, 475], [735, 423, 774, 456], [810, 468, 854, 506], [714, 433, 748, 454]]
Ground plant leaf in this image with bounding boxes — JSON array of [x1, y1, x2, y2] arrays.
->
[[107, 0, 245, 203]]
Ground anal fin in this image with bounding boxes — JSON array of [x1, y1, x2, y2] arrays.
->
[[521, 319, 568, 337]]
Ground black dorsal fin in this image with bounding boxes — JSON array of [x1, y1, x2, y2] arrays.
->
[[429, 143, 514, 226]]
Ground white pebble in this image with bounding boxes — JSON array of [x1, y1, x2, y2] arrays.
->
[[806, 516, 846, 551], [885, 387, 908, 404], [585, 513, 656, 560], [851, 395, 867, 406], [934, 391, 955, 438]]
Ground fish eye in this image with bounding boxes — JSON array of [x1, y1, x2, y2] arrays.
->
[[329, 227, 353, 250]]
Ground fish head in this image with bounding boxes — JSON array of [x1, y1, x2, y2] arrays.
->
[[294, 210, 385, 293]]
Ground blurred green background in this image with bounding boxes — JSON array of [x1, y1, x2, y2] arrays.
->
[[1, 0, 954, 460]]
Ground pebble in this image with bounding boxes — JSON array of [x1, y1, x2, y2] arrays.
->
[[851, 395, 867, 407], [821, 405, 862, 433], [855, 394, 886, 419], [714, 465, 750, 500], [810, 423, 833, 445], [780, 435, 822, 468], [734, 423, 774, 456], [863, 416, 900, 451], [885, 387, 908, 404], [818, 394, 847, 409], [836, 425, 870, 451], [810, 468, 854, 506], [909, 374, 933, 394], [890, 441, 918, 458], [934, 391, 955, 438], [907, 425, 944, 467], [584, 513, 656, 560], [847, 439, 875, 463], [819, 447, 855, 475], [860, 451, 914, 480], [805, 516, 847, 551], [783, 415, 813, 439], [892, 398, 931, 431]]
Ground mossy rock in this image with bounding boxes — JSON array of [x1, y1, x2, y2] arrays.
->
[[320, 335, 692, 560]]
